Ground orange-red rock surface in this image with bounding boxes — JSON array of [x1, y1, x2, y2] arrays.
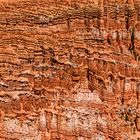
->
[[0, 0, 140, 139]]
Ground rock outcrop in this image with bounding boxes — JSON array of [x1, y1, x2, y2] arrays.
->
[[0, 0, 140, 139]]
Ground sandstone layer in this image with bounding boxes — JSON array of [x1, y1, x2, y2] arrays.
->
[[0, 0, 140, 139]]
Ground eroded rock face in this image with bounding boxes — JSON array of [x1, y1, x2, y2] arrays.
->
[[0, 0, 140, 139]]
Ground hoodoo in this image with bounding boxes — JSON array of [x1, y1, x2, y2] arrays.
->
[[0, 0, 140, 139]]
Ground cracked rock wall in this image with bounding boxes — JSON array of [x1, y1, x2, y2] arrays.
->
[[0, 0, 140, 139]]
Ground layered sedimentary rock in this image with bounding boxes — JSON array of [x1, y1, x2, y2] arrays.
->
[[0, 0, 140, 139]]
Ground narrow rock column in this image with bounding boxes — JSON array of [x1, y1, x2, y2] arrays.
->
[[136, 83, 140, 131]]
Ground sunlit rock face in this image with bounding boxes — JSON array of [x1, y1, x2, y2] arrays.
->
[[0, 0, 140, 139]]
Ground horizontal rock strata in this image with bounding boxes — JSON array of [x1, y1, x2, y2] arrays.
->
[[0, 0, 140, 139]]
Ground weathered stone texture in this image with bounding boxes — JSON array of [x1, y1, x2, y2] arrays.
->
[[0, 0, 140, 139]]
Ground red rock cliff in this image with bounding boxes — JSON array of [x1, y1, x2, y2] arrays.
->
[[0, 0, 140, 139]]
